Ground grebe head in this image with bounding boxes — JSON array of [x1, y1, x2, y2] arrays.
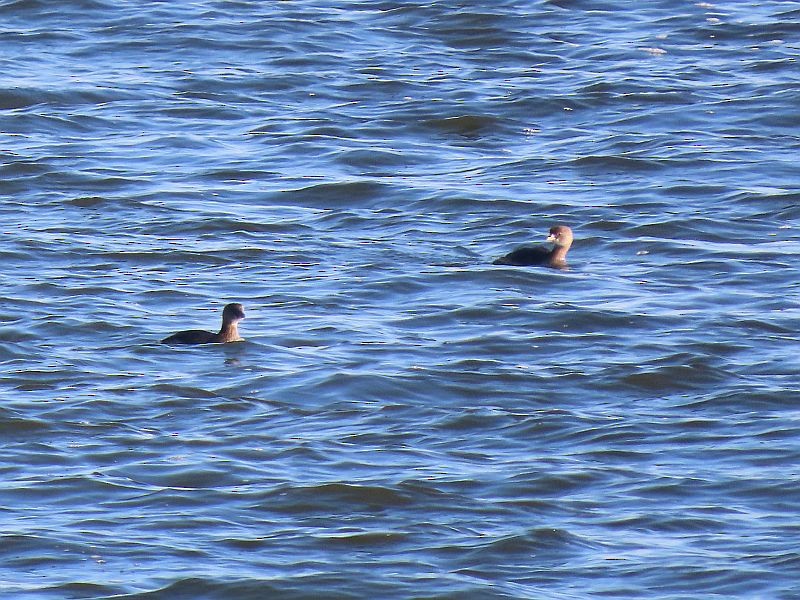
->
[[222, 303, 246, 323], [546, 225, 573, 249]]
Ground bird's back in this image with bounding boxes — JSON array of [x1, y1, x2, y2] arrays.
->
[[493, 245, 551, 266], [161, 329, 218, 345]]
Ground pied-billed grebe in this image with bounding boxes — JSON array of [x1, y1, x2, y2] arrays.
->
[[493, 225, 573, 267], [161, 303, 246, 345]]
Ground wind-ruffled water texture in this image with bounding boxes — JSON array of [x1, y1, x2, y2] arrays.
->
[[1, 1, 799, 598]]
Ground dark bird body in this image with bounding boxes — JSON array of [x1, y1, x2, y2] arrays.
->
[[493, 225, 573, 268], [492, 245, 553, 266], [162, 303, 246, 345]]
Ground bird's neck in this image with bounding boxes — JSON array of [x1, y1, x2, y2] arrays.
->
[[217, 322, 241, 343], [549, 245, 569, 265]]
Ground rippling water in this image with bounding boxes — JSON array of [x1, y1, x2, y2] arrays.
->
[[2, 1, 800, 598]]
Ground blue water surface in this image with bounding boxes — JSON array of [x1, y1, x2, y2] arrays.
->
[[1, 1, 799, 598]]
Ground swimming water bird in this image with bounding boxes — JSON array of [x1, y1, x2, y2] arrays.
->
[[161, 303, 246, 345], [493, 225, 573, 268]]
